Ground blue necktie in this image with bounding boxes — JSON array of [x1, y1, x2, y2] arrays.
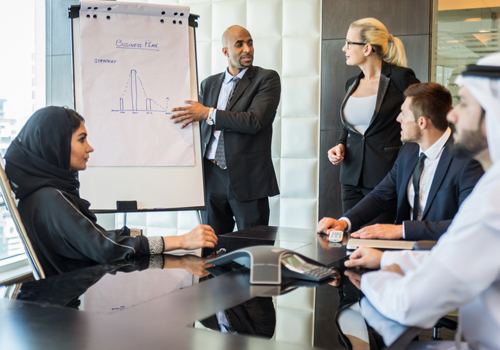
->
[[214, 77, 240, 169]]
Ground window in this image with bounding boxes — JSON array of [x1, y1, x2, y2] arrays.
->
[[432, 0, 500, 103], [0, 1, 45, 265]]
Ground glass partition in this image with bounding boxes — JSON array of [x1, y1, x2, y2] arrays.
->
[[432, 0, 499, 103], [0, 1, 45, 262]]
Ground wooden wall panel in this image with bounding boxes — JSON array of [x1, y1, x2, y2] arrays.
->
[[320, 40, 359, 131], [319, 130, 343, 218], [400, 35, 430, 82], [323, 0, 431, 39]]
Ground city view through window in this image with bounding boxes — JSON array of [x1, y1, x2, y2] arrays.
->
[[0, 1, 45, 261]]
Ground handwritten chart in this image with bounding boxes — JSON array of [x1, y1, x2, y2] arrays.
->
[[79, 1, 193, 167], [112, 69, 172, 114]]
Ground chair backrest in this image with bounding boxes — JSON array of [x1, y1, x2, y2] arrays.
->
[[0, 155, 45, 280]]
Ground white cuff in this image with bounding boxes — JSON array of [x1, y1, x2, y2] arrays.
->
[[213, 109, 217, 124], [402, 222, 406, 239], [339, 217, 352, 232]]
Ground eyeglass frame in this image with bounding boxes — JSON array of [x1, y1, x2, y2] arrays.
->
[[345, 40, 366, 49]]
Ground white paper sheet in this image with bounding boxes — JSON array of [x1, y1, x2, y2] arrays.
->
[[79, 1, 194, 166]]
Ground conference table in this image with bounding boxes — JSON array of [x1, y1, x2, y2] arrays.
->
[[0, 226, 420, 349]]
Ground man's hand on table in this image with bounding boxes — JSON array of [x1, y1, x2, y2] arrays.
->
[[344, 246, 383, 270], [317, 217, 348, 235], [350, 224, 403, 240]]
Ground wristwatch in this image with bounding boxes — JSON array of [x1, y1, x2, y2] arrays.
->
[[206, 107, 214, 125]]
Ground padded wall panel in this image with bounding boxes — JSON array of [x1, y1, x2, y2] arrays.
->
[[147, 211, 179, 228], [281, 77, 320, 118], [275, 308, 314, 345], [277, 285, 314, 310], [271, 117, 281, 158], [269, 195, 280, 226], [247, 0, 282, 39], [180, 0, 210, 5], [189, 2, 212, 42], [280, 159, 317, 199], [253, 37, 282, 74], [211, 1, 246, 40], [282, 36, 320, 77], [196, 40, 213, 83], [211, 41, 227, 76], [281, 118, 318, 159], [272, 157, 281, 189], [280, 198, 317, 230], [282, 0, 320, 37], [178, 211, 200, 230]]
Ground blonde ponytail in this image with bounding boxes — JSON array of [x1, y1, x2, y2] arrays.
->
[[350, 18, 408, 67]]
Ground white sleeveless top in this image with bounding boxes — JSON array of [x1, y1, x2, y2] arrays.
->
[[343, 95, 377, 135]]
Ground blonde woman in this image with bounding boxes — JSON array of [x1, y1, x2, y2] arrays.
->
[[328, 18, 420, 221]]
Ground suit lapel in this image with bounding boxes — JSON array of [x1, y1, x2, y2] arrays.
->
[[210, 73, 225, 108], [398, 146, 419, 221], [339, 76, 361, 133], [226, 66, 255, 111], [365, 62, 391, 134], [422, 143, 452, 219]]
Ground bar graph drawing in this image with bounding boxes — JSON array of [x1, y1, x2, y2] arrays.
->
[[112, 69, 171, 114]]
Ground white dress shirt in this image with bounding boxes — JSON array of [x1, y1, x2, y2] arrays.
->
[[205, 68, 248, 160], [407, 128, 451, 222]]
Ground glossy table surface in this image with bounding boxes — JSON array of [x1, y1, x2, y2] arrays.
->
[[0, 226, 419, 349]]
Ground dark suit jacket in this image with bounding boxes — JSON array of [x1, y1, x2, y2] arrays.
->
[[337, 62, 420, 188], [200, 66, 280, 201], [199, 297, 276, 339], [344, 141, 484, 240]]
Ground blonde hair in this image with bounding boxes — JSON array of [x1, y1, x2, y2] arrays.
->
[[350, 18, 407, 67]]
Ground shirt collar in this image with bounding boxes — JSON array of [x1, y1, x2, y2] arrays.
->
[[224, 68, 248, 84], [420, 127, 451, 160]]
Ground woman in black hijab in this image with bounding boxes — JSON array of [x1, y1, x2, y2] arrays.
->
[[5, 106, 217, 277]]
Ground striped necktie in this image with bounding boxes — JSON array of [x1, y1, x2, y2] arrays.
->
[[214, 77, 240, 169]]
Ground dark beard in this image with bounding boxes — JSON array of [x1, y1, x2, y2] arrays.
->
[[448, 109, 487, 158], [448, 128, 488, 158]]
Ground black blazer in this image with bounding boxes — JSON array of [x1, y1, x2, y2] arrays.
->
[[337, 62, 420, 188], [199, 66, 281, 201], [344, 141, 484, 240]]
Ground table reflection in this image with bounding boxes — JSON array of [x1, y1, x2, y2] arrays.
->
[[4, 254, 211, 312]]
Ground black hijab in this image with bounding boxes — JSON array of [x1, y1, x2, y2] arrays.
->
[[4, 106, 95, 220]]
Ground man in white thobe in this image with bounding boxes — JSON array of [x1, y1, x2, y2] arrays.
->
[[344, 52, 500, 350]]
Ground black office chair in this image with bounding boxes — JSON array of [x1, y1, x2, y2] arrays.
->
[[0, 155, 45, 280]]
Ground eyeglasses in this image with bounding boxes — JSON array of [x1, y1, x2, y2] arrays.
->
[[345, 40, 366, 49]]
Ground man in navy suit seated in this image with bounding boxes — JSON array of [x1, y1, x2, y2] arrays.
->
[[318, 82, 484, 241]]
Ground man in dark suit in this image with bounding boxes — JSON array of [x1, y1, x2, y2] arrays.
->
[[171, 25, 280, 236], [318, 82, 484, 241]]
